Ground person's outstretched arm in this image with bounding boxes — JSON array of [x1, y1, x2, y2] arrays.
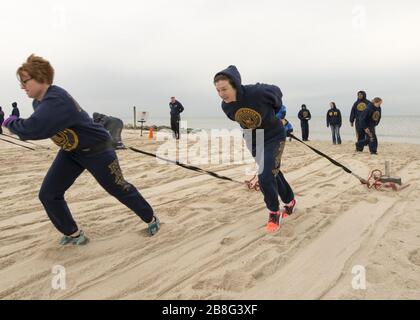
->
[[6, 97, 78, 141]]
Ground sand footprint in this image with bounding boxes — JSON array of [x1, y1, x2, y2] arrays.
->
[[408, 249, 420, 267], [319, 183, 336, 188], [220, 237, 236, 246]]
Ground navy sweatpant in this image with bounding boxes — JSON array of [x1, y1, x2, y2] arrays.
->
[[251, 139, 295, 212], [39, 149, 154, 236], [355, 121, 366, 150], [356, 127, 378, 154]]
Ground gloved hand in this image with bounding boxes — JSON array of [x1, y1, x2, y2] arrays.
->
[[2, 115, 18, 127]]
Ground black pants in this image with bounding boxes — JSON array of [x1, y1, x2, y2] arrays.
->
[[170, 116, 180, 139], [356, 127, 378, 154], [300, 121, 309, 141], [39, 149, 154, 236], [355, 122, 366, 149]]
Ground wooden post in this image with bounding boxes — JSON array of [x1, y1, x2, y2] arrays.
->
[[133, 106, 137, 129]]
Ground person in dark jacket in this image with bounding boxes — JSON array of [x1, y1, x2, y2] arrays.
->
[[326, 102, 342, 145], [169, 97, 184, 140], [350, 91, 370, 148], [0, 107, 4, 134], [298, 104, 311, 141], [11, 102, 20, 118], [355, 97, 382, 154], [3, 54, 160, 245], [92, 112, 126, 149], [214, 65, 296, 233]]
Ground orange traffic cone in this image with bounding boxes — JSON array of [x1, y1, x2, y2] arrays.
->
[[148, 127, 154, 139]]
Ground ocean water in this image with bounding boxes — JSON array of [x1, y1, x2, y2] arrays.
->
[[122, 116, 420, 145]]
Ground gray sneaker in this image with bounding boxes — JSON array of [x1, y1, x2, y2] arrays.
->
[[147, 216, 160, 236], [59, 230, 89, 246]]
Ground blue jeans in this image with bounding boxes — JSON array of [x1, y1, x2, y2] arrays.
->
[[250, 139, 295, 212], [39, 149, 154, 235], [330, 125, 342, 144]]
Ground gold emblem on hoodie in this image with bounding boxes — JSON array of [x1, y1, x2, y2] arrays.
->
[[51, 128, 79, 151], [234, 108, 262, 129], [372, 111, 381, 122], [357, 103, 367, 111]]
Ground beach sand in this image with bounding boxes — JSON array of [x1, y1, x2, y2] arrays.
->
[[0, 129, 419, 300]]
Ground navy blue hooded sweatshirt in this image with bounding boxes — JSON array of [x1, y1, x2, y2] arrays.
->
[[359, 103, 382, 129], [169, 100, 184, 117], [215, 65, 285, 143], [7, 85, 111, 151], [350, 91, 370, 125], [326, 104, 342, 127]]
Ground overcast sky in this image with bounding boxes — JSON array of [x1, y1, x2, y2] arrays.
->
[[1, 0, 419, 121]]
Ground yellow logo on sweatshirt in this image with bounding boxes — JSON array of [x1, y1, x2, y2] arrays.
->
[[372, 111, 381, 122], [234, 108, 262, 129], [51, 128, 79, 151], [357, 103, 367, 111]]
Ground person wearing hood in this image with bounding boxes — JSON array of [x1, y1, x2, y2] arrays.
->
[[355, 97, 382, 154], [326, 102, 342, 145], [350, 90, 370, 148], [275, 109, 293, 142], [214, 65, 296, 233], [298, 104, 311, 141], [276, 104, 287, 120], [92, 112, 126, 149], [3, 54, 160, 245], [11, 102, 20, 118], [0, 107, 4, 134], [169, 96, 184, 140]]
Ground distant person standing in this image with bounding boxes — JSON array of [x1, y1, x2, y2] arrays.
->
[[298, 104, 311, 141], [326, 102, 342, 145], [350, 91, 370, 150], [11, 102, 20, 118], [356, 97, 382, 155], [169, 97, 184, 140], [0, 107, 4, 134]]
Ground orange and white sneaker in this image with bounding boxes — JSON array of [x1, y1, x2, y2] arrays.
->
[[267, 211, 282, 232]]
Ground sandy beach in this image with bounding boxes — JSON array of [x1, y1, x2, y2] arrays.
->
[[0, 129, 419, 300]]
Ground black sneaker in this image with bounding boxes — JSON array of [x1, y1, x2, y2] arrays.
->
[[283, 199, 296, 216]]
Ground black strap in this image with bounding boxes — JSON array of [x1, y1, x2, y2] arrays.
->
[[1, 133, 50, 149], [129, 146, 242, 184], [288, 133, 352, 174], [0, 136, 36, 151]]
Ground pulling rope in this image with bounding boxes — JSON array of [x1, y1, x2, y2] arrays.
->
[[129, 146, 243, 185], [288, 133, 368, 184], [0, 133, 50, 150], [0, 136, 36, 151]]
